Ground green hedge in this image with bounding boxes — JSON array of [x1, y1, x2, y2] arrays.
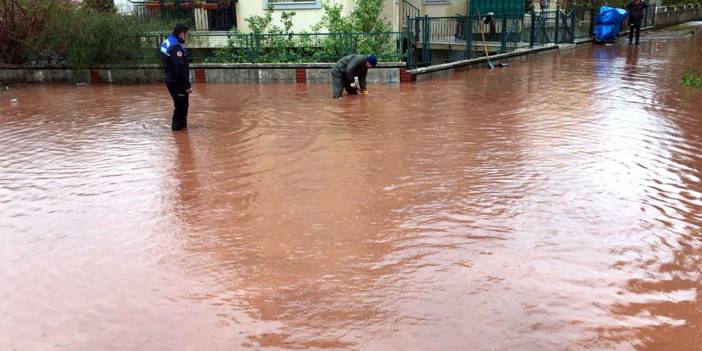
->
[[208, 33, 401, 64], [682, 69, 702, 88], [1, 0, 185, 66]]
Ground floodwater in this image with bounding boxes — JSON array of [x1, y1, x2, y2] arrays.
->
[[1, 26, 701, 351]]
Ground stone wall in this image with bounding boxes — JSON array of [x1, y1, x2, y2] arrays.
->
[[0, 63, 406, 85], [654, 4, 702, 28]]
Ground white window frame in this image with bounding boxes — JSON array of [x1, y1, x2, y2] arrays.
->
[[262, 0, 321, 10], [422, 0, 450, 4]]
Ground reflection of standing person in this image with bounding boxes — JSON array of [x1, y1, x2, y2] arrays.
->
[[161, 24, 192, 131], [331, 54, 377, 99], [626, 0, 648, 45], [623, 46, 639, 82], [173, 132, 198, 224]]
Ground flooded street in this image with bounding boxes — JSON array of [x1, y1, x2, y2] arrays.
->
[[1, 26, 701, 350]]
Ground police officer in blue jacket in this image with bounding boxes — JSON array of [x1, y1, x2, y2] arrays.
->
[[161, 24, 191, 131]]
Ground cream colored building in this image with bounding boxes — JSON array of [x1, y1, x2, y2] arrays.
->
[[405, 0, 468, 18], [234, 0, 473, 33]]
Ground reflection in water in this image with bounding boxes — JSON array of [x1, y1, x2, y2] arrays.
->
[[173, 132, 199, 224], [1, 27, 702, 350]]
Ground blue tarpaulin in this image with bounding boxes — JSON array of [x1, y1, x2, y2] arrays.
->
[[594, 6, 628, 43]]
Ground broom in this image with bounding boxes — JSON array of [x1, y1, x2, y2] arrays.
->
[[477, 9, 495, 69]]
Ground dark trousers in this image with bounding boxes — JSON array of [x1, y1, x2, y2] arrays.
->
[[167, 83, 189, 130], [629, 22, 641, 44], [331, 71, 358, 98]]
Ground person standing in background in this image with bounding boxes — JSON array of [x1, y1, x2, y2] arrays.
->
[[626, 0, 648, 45]]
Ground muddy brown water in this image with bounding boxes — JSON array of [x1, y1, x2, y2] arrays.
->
[[1, 26, 701, 350]]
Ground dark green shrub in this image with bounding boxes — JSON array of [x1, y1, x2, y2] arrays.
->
[[681, 69, 702, 88]]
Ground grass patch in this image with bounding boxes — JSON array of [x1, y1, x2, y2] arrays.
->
[[682, 69, 702, 88]]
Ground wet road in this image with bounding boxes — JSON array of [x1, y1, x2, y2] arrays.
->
[[1, 25, 701, 350]]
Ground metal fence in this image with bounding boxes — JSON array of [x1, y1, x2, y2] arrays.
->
[[401, 0, 420, 31], [572, 8, 595, 40], [405, 6, 656, 68], [642, 5, 656, 28], [139, 32, 405, 63], [128, 0, 236, 31], [529, 9, 573, 45], [406, 13, 533, 68]]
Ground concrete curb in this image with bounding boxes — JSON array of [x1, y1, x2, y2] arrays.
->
[[407, 44, 558, 77]]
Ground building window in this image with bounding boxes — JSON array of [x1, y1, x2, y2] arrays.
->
[[262, 0, 322, 10], [422, 0, 450, 4]]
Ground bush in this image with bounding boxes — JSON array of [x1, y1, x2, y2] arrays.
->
[[28, 6, 153, 67], [312, 2, 352, 33], [0, 0, 68, 64], [212, 4, 305, 63], [83, 0, 116, 13], [209, 31, 399, 64], [313, 0, 390, 33], [315, 0, 394, 60], [681, 69, 702, 88], [1, 0, 177, 66], [349, 0, 391, 33]]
